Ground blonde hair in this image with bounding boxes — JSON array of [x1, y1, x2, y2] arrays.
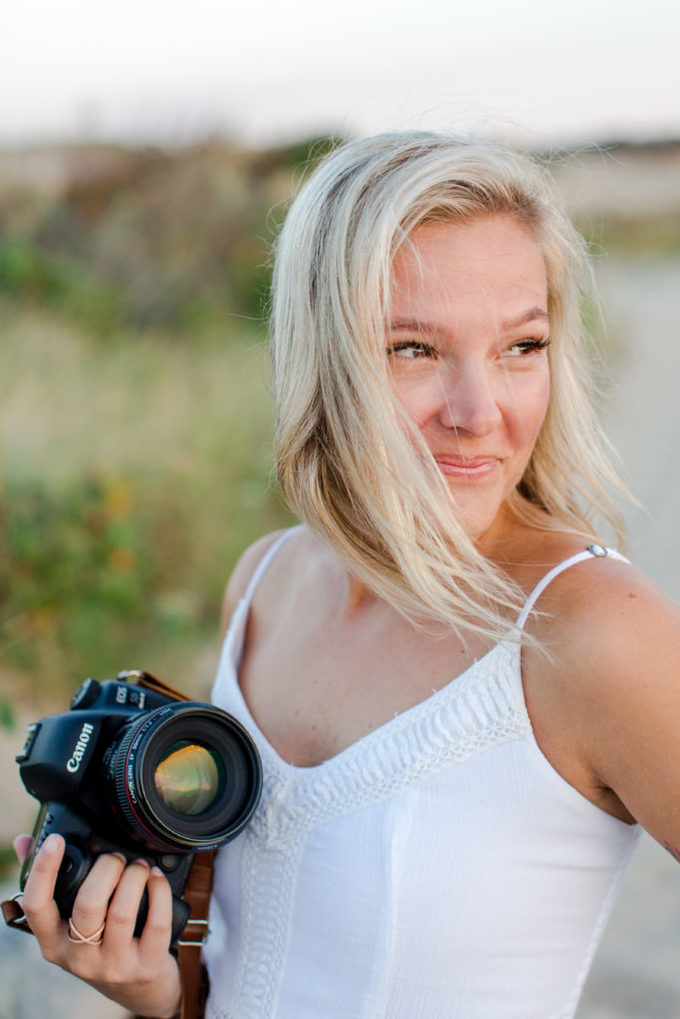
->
[[270, 131, 627, 639]]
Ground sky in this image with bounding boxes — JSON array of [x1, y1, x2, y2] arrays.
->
[[3, 0, 680, 149]]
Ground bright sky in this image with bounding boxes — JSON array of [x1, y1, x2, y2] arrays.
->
[[3, 0, 679, 147]]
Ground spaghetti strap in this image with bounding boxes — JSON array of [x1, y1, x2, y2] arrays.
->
[[515, 544, 630, 632], [240, 525, 304, 610], [222, 526, 304, 670]]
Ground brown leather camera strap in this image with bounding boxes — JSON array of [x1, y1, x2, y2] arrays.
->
[[174, 851, 215, 1019], [1, 895, 30, 932], [3, 670, 215, 1019], [125, 668, 193, 703]]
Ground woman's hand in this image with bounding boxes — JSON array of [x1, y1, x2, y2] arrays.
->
[[14, 832, 181, 1019]]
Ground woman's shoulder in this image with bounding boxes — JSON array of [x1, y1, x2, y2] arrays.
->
[[220, 529, 291, 635], [524, 537, 680, 830], [496, 513, 660, 630], [520, 524, 680, 684], [528, 540, 678, 658], [220, 525, 323, 635]]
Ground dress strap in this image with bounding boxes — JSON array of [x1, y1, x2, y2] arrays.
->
[[240, 525, 304, 610], [515, 544, 629, 632]]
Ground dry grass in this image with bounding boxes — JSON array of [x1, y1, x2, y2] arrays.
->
[[0, 303, 292, 705]]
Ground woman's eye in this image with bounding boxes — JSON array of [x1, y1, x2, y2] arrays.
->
[[388, 341, 435, 360], [504, 338, 551, 358]]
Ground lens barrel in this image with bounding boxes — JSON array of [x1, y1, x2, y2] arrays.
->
[[107, 702, 261, 851]]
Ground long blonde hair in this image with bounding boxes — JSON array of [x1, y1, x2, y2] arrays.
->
[[270, 131, 627, 639]]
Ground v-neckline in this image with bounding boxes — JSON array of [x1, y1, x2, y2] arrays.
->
[[226, 596, 512, 777]]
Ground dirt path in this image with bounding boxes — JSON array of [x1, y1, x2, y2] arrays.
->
[[578, 257, 680, 1018]]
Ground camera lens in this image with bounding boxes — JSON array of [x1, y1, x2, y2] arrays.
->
[[154, 741, 220, 815], [107, 703, 262, 852]]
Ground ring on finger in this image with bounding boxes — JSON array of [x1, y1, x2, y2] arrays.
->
[[67, 917, 106, 945]]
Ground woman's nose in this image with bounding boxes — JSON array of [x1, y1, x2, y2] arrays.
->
[[435, 362, 502, 437]]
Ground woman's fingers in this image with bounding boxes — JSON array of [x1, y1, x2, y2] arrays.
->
[[21, 833, 68, 956], [15, 837, 179, 1015], [12, 833, 34, 864], [138, 867, 174, 958], [101, 859, 152, 950], [69, 850, 128, 941]]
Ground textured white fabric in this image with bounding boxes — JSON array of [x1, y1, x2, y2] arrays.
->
[[205, 534, 641, 1019]]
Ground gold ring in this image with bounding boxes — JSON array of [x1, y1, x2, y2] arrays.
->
[[67, 916, 105, 945]]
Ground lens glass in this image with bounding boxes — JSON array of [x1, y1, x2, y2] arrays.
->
[[153, 741, 221, 815]]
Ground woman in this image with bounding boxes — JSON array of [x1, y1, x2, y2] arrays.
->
[[14, 132, 680, 1018]]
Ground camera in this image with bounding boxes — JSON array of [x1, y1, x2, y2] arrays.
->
[[16, 670, 262, 943]]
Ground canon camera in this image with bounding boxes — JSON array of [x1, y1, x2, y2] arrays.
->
[[16, 670, 262, 943]]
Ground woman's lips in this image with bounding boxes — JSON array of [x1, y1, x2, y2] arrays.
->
[[434, 456, 499, 478]]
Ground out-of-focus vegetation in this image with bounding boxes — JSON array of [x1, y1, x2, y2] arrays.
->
[[0, 136, 339, 709], [0, 136, 338, 333], [592, 210, 680, 256], [549, 139, 680, 257], [0, 304, 288, 705], [0, 134, 678, 714]]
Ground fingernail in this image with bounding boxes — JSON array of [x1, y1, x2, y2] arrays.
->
[[112, 852, 128, 864], [150, 866, 164, 877], [131, 857, 150, 869], [43, 834, 64, 853]]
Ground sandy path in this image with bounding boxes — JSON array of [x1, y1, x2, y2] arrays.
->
[[578, 257, 680, 1018]]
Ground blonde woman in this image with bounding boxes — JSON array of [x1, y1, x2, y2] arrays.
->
[[15, 133, 680, 1018]]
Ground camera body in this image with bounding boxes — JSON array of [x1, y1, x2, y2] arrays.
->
[[17, 672, 262, 943]]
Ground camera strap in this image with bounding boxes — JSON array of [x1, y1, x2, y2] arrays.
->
[[125, 667, 194, 702], [1, 894, 29, 931], [3, 670, 215, 1019], [173, 849, 215, 1019]]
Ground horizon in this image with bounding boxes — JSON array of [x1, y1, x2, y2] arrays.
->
[[4, 0, 679, 152]]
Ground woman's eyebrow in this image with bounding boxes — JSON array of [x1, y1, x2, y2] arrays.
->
[[501, 307, 550, 329], [387, 318, 442, 335], [388, 308, 549, 335]]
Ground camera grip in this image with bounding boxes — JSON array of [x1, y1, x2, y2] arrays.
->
[[134, 884, 191, 944]]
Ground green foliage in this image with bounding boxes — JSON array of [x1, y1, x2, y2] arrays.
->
[[583, 211, 680, 257], [0, 841, 17, 879], [2, 475, 152, 676], [0, 469, 288, 698], [0, 234, 125, 331], [0, 305, 292, 702], [0, 696, 13, 728], [0, 236, 66, 298], [0, 137, 337, 336]]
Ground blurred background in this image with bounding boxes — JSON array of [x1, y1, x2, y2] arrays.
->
[[1, 1, 679, 1016]]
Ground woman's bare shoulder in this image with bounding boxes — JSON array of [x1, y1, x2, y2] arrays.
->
[[533, 551, 679, 662], [220, 529, 292, 636], [528, 552, 680, 839]]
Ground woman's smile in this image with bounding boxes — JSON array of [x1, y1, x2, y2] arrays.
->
[[433, 454, 500, 478]]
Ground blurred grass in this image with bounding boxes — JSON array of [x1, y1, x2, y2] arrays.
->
[[0, 137, 341, 710], [591, 211, 680, 257], [0, 301, 293, 706], [0, 137, 339, 334]]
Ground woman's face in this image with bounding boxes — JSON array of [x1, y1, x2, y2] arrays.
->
[[387, 213, 551, 542]]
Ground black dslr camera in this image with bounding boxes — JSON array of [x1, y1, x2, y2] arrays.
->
[[16, 671, 262, 943]]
